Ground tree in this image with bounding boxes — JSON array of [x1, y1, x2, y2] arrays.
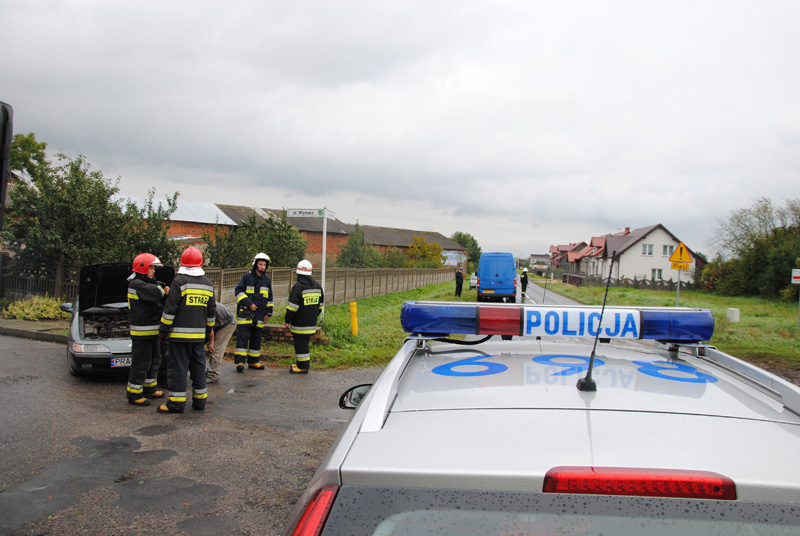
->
[[4, 153, 128, 293], [405, 235, 445, 268], [381, 246, 406, 268], [707, 197, 800, 298], [4, 135, 181, 295], [9, 132, 49, 181], [336, 223, 384, 268], [203, 213, 307, 268], [450, 231, 482, 267], [119, 189, 182, 267]]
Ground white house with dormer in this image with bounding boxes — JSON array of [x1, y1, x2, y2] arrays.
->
[[553, 224, 706, 284]]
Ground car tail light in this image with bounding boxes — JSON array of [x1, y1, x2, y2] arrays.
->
[[290, 485, 339, 536], [543, 466, 736, 500]]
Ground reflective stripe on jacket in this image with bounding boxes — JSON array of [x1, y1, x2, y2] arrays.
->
[[234, 271, 274, 322], [128, 275, 166, 339], [285, 275, 324, 336], [159, 274, 216, 343]]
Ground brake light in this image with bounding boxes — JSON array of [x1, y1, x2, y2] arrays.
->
[[290, 485, 339, 536], [543, 466, 736, 500]]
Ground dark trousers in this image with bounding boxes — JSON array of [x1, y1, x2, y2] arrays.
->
[[455, 283, 463, 297], [235, 324, 263, 364], [292, 334, 311, 370], [127, 338, 161, 401], [165, 342, 207, 412]]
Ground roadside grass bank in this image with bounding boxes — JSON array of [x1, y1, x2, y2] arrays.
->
[[261, 279, 800, 371], [540, 281, 800, 369], [261, 282, 480, 369]]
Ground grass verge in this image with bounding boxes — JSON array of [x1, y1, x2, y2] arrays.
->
[[540, 280, 800, 369], [260, 281, 480, 369], [260, 279, 800, 371]]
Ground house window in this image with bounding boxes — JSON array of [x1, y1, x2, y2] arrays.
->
[[642, 244, 653, 256], [663, 245, 674, 256], [652, 269, 663, 280]]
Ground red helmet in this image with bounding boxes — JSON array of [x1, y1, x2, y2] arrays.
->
[[132, 253, 161, 274], [180, 247, 204, 267]]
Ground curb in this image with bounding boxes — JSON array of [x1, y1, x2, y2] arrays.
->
[[0, 326, 68, 344]]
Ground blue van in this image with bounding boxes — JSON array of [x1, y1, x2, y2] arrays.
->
[[476, 252, 517, 303]]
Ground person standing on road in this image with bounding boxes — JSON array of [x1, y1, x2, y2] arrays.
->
[[126, 253, 170, 406], [158, 246, 216, 414], [520, 267, 529, 298], [234, 252, 274, 372], [205, 302, 236, 383], [284, 259, 324, 374], [454, 268, 464, 297]]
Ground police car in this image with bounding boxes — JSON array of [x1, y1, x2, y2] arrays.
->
[[285, 301, 800, 535]]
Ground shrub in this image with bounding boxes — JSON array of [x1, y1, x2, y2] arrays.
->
[[4, 296, 69, 321]]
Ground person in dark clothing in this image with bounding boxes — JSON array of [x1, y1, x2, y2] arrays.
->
[[520, 267, 529, 298], [158, 246, 216, 414], [233, 252, 274, 372], [126, 253, 169, 406], [284, 259, 324, 374], [455, 268, 464, 297]]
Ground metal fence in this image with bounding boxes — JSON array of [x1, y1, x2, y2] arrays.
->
[[2, 267, 454, 307], [560, 272, 701, 291], [1, 275, 80, 302]]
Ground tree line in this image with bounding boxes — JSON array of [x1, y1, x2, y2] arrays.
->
[[2, 133, 485, 293], [703, 197, 800, 300]]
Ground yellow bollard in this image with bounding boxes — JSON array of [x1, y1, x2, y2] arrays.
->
[[350, 301, 359, 336]]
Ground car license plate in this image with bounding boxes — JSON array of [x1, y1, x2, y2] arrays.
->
[[483, 290, 494, 294], [111, 357, 132, 367]]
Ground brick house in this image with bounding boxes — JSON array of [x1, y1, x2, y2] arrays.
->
[[127, 197, 467, 268]]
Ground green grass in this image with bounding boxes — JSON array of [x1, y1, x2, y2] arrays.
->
[[543, 281, 800, 369], [261, 280, 800, 371], [261, 282, 479, 369]]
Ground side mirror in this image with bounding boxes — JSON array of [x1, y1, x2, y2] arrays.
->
[[60, 303, 74, 313], [338, 384, 372, 410]]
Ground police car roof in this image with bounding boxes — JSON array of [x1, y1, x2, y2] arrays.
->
[[341, 302, 800, 502]]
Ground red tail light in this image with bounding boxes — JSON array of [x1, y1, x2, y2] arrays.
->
[[543, 466, 736, 500], [290, 485, 339, 536]]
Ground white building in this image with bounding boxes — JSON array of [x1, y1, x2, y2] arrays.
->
[[553, 224, 705, 284]]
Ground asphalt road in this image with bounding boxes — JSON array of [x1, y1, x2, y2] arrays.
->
[[0, 335, 382, 536], [522, 281, 580, 306]]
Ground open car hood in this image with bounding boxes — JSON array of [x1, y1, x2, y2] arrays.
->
[[78, 263, 175, 312]]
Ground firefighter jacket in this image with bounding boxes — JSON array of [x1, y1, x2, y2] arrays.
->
[[284, 274, 324, 336], [159, 272, 216, 343], [235, 270, 274, 327], [128, 274, 166, 339]]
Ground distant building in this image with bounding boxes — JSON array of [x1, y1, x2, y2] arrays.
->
[[550, 224, 706, 283], [122, 197, 466, 268]]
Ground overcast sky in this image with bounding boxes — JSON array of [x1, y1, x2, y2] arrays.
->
[[3, 0, 799, 258]]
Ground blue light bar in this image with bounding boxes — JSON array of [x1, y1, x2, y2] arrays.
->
[[400, 301, 715, 342]]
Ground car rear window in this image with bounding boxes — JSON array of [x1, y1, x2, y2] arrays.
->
[[320, 486, 799, 535]]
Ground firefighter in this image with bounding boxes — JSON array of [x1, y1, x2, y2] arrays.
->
[[157, 246, 216, 414], [233, 252, 274, 372], [126, 253, 170, 406], [284, 259, 324, 374], [520, 267, 529, 298]]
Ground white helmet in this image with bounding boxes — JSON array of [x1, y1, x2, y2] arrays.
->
[[296, 259, 313, 275], [523, 267, 528, 272], [252, 252, 271, 269]]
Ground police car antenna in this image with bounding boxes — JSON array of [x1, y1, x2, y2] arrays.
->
[[577, 250, 616, 392]]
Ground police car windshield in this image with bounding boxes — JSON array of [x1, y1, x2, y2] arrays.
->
[[320, 487, 799, 535]]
